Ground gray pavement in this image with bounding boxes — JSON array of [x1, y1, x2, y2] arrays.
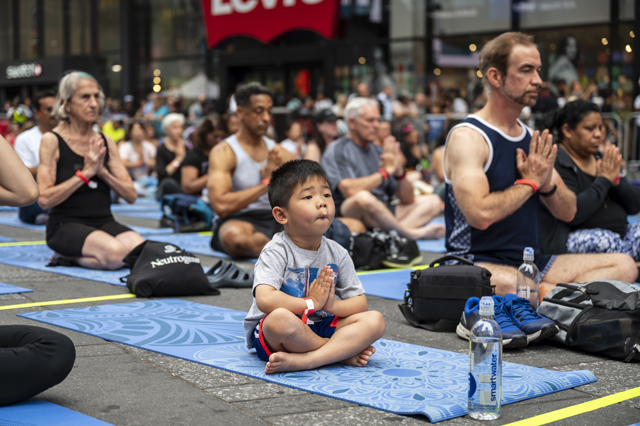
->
[[0, 213, 639, 426]]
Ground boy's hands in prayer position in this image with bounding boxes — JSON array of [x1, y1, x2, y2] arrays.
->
[[308, 265, 334, 312]]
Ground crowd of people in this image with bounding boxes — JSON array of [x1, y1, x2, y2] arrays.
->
[[1, 30, 640, 394]]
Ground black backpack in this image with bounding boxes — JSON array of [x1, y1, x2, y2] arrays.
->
[[538, 280, 640, 362], [121, 240, 220, 298], [160, 194, 213, 232]]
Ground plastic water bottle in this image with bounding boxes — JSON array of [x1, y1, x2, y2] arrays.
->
[[517, 247, 540, 310], [468, 296, 502, 420]]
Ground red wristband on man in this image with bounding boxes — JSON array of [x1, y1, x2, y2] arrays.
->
[[514, 179, 537, 193], [378, 168, 389, 181]]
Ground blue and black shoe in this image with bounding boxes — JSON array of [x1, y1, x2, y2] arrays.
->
[[504, 293, 559, 343], [456, 296, 528, 349]]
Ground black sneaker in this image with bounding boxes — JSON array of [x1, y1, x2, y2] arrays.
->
[[380, 230, 422, 268]]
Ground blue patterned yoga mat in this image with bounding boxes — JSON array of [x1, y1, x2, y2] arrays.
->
[[0, 235, 15, 243], [0, 244, 128, 286], [20, 299, 596, 422], [0, 206, 17, 212], [145, 233, 258, 262], [0, 214, 172, 236], [358, 269, 410, 301], [0, 398, 113, 426], [0, 282, 33, 294]]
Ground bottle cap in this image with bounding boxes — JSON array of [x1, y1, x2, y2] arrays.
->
[[523, 247, 534, 261], [479, 296, 494, 316]]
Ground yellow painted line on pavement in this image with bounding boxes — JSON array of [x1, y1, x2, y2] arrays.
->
[[0, 293, 136, 310], [0, 240, 46, 246], [197, 231, 213, 236], [357, 264, 432, 276], [504, 386, 640, 426]]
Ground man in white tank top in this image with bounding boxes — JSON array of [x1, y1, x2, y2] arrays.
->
[[207, 83, 293, 258]]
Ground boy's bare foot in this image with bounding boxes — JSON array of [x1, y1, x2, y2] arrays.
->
[[264, 346, 377, 374], [340, 345, 376, 367], [265, 352, 309, 374]]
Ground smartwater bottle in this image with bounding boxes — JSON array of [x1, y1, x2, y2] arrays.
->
[[468, 296, 502, 420], [517, 247, 540, 310]]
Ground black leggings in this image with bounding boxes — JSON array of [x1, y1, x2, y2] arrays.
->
[[0, 325, 75, 406]]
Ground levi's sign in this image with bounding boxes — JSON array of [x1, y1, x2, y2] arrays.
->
[[6, 63, 43, 80], [201, 0, 339, 48]]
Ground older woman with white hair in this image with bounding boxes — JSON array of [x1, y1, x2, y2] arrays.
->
[[38, 71, 144, 270], [154, 112, 189, 200]]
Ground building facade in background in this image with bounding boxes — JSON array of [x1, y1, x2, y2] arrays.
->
[[0, 0, 635, 110]]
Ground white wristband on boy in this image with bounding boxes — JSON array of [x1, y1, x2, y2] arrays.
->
[[302, 297, 315, 325]]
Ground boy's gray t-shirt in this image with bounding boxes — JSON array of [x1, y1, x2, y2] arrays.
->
[[243, 231, 365, 349]]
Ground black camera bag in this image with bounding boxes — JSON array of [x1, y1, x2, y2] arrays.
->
[[398, 255, 494, 332]]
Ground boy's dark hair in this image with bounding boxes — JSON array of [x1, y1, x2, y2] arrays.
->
[[235, 82, 273, 109], [268, 160, 328, 209], [34, 90, 57, 111]]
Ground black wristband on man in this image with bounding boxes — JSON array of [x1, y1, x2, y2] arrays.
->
[[539, 184, 557, 197]]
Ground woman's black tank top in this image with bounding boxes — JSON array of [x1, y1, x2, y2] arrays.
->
[[48, 132, 111, 221]]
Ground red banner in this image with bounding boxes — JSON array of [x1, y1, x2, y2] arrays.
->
[[201, 0, 340, 48]]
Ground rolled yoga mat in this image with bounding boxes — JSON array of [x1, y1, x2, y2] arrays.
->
[[20, 299, 597, 422]]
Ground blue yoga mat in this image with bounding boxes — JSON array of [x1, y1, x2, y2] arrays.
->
[[0, 206, 17, 212], [0, 282, 33, 294], [145, 233, 258, 262], [0, 244, 128, 286], [0, 235, 16, 243], [114, 210, 163, 220], [20, 299, 596, 422], [417, 217, 446, 253], [0, 214, 172, 236], [417, 238, 445, 252], [629, 215, 640, 224], [0, 398, 113, 426], [358, 269, 409, 301], [110, 202, 160, 212]]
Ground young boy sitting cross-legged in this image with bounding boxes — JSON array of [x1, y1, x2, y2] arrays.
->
[[243, 159, 386, 374]]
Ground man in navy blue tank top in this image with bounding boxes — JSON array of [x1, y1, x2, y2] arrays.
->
[[443, 32, 637, 302]]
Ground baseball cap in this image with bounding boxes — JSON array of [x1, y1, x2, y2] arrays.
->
[[314, 109, 337, 123]]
